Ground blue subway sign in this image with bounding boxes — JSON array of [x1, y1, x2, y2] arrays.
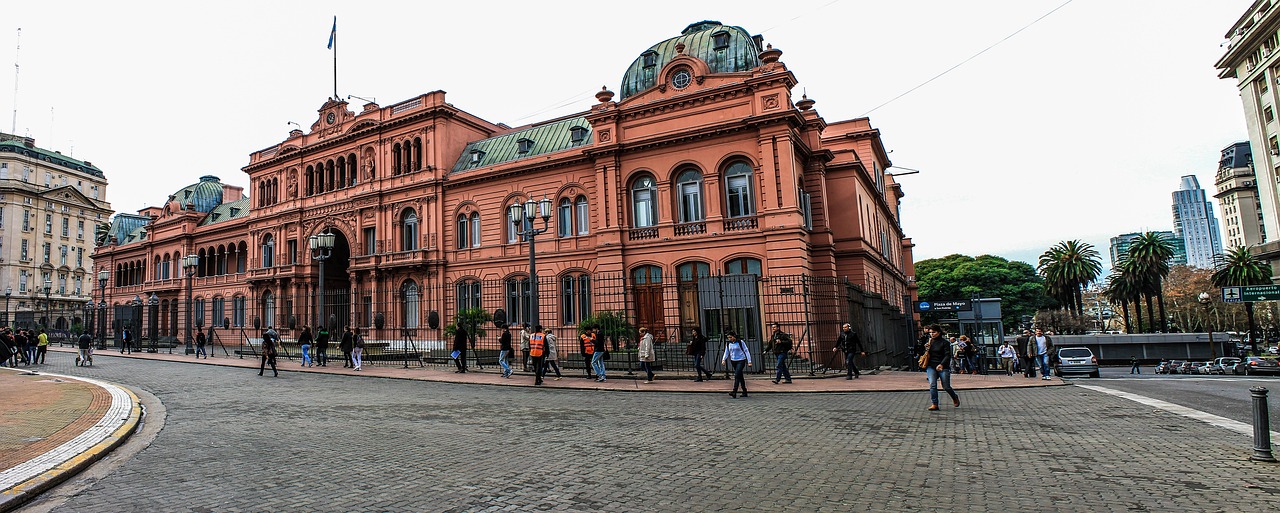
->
[[914, 299, 972, 313]]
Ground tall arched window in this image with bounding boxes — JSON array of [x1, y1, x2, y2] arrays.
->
[[347, 153, 357, 187], [236, 242, 248, 273], [161, 255, 171, 280], [402, 281, 420, 328], [724, 161, 755, 218], [676, 168, 704, 223], [413, 137, 423, 171], [470, 212, 481, 248], [457, 280, 482, 312], [558, 198, 573, 237], [507, 202, 522, 243], [263, 290, 276, 328], [457, 214, 470, 249], [575, 195, 589, 235], [725, 257, 762, 275], [631, 175, 657, 228], [261, 234, 275, 268], [402, 210, 419, 251], [306, 165, 315, 195], [392, 142, 402, 175], [506, 276, 532, 326], [561, 273, 591, 325]]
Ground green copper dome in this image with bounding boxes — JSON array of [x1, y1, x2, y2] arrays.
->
[[169, 175, 225, 213], [620, 21, 762, 100]]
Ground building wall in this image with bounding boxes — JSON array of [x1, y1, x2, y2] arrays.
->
[[1215, 141, 1266, 248], [1172, 176, 1223, 268]]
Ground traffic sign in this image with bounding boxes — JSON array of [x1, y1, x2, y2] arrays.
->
[[1226, 284, 1280, 302], [1223, 287, 1242, 303], [914, 299, 972, 313]]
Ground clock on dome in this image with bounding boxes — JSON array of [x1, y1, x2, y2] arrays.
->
[[326, 112, 337, 125]]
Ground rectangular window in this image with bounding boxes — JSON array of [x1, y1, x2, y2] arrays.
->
[[76, 247, 83, 268], [287, 239, 298, 265], [558, 201, 572, 237], [77, 220, 84, 239], [43, 242, 50, 263], [471, 215, 481, 248], [1268, 106, 1276, 124], [458, 216, 469, 249], [232, 296, 246, 327], [22, 209, 29, 230], [576, 199, 589, 235], [45, 213, 52, 234], [74, 276, 82, 295], [634, 189, 655, 227], [21, 239, 28, 261], [59, 245, 67, 266], [213, 297, 226, 327], [20, 270, 27, 292], [679, 182, 703, 222], [799, 188, 813, 230], [92, 185, 99, 199], [61, 217, 69, 237], [194, 299, 206, 327], [457, 281, 482, 312], [726, 175, 753, 217], [363, 227, 376, 255], [506, 278, 531, 326], [45, 173, 51, 187], [58, 274, 67, 294]]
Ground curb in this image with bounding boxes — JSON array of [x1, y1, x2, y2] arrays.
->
[[0, 372, 142, 513]]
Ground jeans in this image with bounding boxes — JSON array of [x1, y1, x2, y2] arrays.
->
[[454, 348, 468, 372], [316, 347, 328, 366], [1038, 353, 1051, 378], [774, 353, 792, 381], [640, 361, 654, 381], [844, 351, 860, 378], [927, 366, 958, 405], [352, 347, 363, 369], [301, 344, 312, 366], [498, 350, 512, 376], [693, 354, 709, 380], [532, 355, 547, 384], [545, 359, 561, 378], [730, 359, 748, 395], [1130, 363, 1140, 374], [591, 352, 606, 380], [196, 345, 208, 358]]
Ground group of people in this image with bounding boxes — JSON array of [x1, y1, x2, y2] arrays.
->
[[0, 327, 49, 367], [256, 325, 364, 377]]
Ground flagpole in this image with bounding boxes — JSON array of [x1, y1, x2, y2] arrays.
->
[[331, 18, 338, 100]]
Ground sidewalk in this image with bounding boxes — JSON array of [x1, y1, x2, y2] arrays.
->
[[0, 367, 141, 512], [46, 346, 1066, 393]]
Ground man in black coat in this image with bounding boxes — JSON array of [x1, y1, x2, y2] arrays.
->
[[835, 323, 865, 379]]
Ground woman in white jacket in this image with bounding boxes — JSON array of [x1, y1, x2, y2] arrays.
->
[[638, 327, 656, 383]]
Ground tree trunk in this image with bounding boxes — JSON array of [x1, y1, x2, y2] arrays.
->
[[1121, 301, 1132, 333], [1134, 299, 1145, 333], [1073, 285, 1085, 317], [1144, 293, 1157, 333]]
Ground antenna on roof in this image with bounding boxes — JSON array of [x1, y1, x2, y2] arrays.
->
[[11, 28, 20, 134]]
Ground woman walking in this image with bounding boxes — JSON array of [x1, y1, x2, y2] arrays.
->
[[298, 326, 314, 367], [258, 329, 279, 377], [498, 327, 514, 378], [351, 327, 364, 371], [453, 326, 468, 373], [638, 327, 656, 383], [922, 325, 959, 411], [686, 327, 712, 382], [721, 331, 751, 398], [544, 328, 563, 380], [340, 327, 354, 368], [591, 327, 607, 382]]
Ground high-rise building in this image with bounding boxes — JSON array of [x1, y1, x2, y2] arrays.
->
[[1215, 141, 1267, 249], [1109, 231, 1187, 268], [1216, 1, 1280, 279], [0, 132, 113, 329], [1172, 176, 1224, 268]]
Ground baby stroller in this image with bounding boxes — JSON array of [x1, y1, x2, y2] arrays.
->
[[76, 347, 94, 367]]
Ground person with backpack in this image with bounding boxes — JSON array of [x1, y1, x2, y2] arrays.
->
[[121, 327, 132, 354], [721, 331, 751, 398], [315, 326, 330, 367], [351, 327, 365, 371], [834, 322, 865, 379], [638, 327, 656, 383], [685, 326, 712, 382], [195, 329, 208, 359], [767, 323, 792, 384], [258, 327, 279, 377], [340, 326, 354, 368], [528, 325, 548, 386]]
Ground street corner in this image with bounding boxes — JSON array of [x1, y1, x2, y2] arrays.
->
[[0, 369, 142, 512]]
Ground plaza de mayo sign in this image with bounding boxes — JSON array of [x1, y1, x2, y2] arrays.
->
[[913, 299, 972, 313], [1221, 284, 1280, 303]]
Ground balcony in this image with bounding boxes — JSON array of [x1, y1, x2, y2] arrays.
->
[[628, 227, 658, 241], [722, 216, 758, 232], [674, 222, 707, 237]]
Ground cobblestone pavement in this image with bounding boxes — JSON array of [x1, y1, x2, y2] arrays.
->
[[22, 350, 1280, 512]]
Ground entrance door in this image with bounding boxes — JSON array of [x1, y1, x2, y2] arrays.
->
[[632, 266, 666, 342]]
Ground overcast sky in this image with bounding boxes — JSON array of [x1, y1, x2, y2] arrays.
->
[[0, 1, 1255, 271]]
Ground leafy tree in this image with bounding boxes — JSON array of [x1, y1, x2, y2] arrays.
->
[[444, 307, 492, 349], [1037, 240, 1103, 317], [914, 254, 1049, 332], [1213, 246, 1273, 354], [1102, 260, 1143, 333], [578, 310, 633, 351]]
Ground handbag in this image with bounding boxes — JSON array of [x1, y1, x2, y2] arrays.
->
[[917, 339, 931, 369], [602, 350, 611, 361]]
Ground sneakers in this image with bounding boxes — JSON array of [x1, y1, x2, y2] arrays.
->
[[1042, 376, 1051, 380], [772, 379, 780, 384], [928, 405, 939, 411], [554, 377, 562, 381], [953, 397, 961, 408], [644, 380, 653, 384]]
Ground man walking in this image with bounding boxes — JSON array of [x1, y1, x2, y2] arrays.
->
[[834, 322, 864, 379], [1018, 329, 1036, 378], [767, 323, 793, 384], [1129, 355, 1141, 374], [1032, 328, 1054, 380], [121, 327, 132, 354], [340, 326, 354, 368], [316, 326, 330, 367], [528, 325, 548, 386], [997, 339, 1016, 376]]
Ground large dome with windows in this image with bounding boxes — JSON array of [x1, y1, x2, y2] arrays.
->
[[619, 21, 762, 100], [169, 175, 225, 213]]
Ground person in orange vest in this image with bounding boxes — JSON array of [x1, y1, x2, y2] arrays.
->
[[528, 325, 548, 386], [579, 329, 596, 379]]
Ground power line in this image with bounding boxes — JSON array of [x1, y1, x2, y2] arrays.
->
[[861, 0, 1074, 117]]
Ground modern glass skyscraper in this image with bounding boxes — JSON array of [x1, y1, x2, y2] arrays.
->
[[1109, 231, 1186, 268], [1172, 175, 1224, 268]]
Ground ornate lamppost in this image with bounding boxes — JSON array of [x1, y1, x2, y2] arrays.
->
[[97, 270, 109, 349], [309, 230, 335, 330], [43, 278, 52, 330], [148, 292, 160, 353], [508, 197, 552, 327], [1198, 292, 1217, 360], [183, 254, 200, 354]]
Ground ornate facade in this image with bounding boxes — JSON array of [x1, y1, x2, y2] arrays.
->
[[92, 21, 916, 356]]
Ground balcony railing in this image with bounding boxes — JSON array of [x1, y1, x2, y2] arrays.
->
[[674, 222, 706, 237], [628, 227, 659, 241], [723, 216, 758, 232]]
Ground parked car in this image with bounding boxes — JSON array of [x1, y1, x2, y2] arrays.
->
[[1178, 361, 1197, 374], [1164, 360, 1188, 374], [1209, 357, 1242, 375], [1155, 360, 1175, 374], [1194, 361, 1215, 374], [1054, 347, 1099, 378], [1232, 357, 1280, 376]]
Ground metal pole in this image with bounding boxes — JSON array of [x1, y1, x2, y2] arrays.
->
[[318, 257, 326, 332], [1251, 387, 1277, 462], [528, 219, 538, 327], [186, 270, 194, 354]]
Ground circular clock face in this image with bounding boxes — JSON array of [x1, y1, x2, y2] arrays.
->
[[326, 112, 336, 125], [672, 69, 692, 89]]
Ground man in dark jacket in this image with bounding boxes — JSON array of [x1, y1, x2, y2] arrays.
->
[[768, 323, 793, 384], [1030, 328, 1054, 380], [835, 323, 865, 379], [453, 326, 469, 373], [340, 327, 354, 368], [316, 326, 330, 367]]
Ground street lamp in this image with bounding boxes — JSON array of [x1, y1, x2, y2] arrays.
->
[[82, 301, 92, 338], [43, 278, 52, 331], [130, 294, 142, 352], [4, 286, 10, 327], [508, 197, 552, 327], [309, 230, 335, 331], [1198, 292, 1217, 360], [97, 270, 109, 349], [148, 292, 160, 353], [183, 254, 200, 355]]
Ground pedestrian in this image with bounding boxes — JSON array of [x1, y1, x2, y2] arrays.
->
[[121, 327, 132, 354], [258, 327, 279, 377], [921, 324, 960, 411], [544, 327, 563, 381], [195, 329, 208, 359], [36, 329, 49, 364], [77, 330, 93, 366], [351, 327, 364, 371], [452, 325, 469, 373], [914, 330, 929, 372], [591, 327, 607, 382], [499, 327, 514, 378], [13, 329, 28, 365], [949, 335, 963, 373], [529, 324, 548, 385], [1129, 355, 1141, 374], [1031, 328, 1054, 380], [316, 326, 330, 367], [340, 326, 354, 368], [721, 331, 751, 398], [579, 328, 596, 379], [768, 323, 793, 384], [834, 322, 864, 379], [997, 339, 1016, 376], [686, 326, 712, 382], [0, 328, 14, 367], [1015, 329, 1033, 377], [638, 327, 656, 383], [955, 335, 974, 374], [519, 322, 532, 372], [298, 326, 314, 367]]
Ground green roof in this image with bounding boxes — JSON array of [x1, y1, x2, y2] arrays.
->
[[0, 134, 105, 178], [450, 116, 592, 174], [620, 21, 762, 100], [108, 214, 150, 246], [169, 175, 226, 213], [199, 197, 251, 227]]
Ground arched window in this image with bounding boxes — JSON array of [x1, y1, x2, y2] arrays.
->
[[677, 261, 711, 282], [725, 257, 762, 275], [402, 281, 420, 328], [337, 156, 347, 189], [347, 153, 357, 187], [561, 273, 591, 325], [401, 210, 419, 251], [261, 234, 275, 268], [631, 175, 657, 228], [306, 165, 314, 195], [457, 280, 482, 312], [557, 198, 572, 237], [263, 290, 276, 328], [724, 161, 755, 218], [413, 138, 423, 171], [392, 142, 402, 175], [236, 242, 248, 273], [506, 276, 531, 326], [457, 214, 469, 249], [676, 168, 704, 223], [575, 195, 589, 235], [507, 202, 522, 244], [160, 255, 170, 280], [470, 212, 481, 248], [632, 265, 662, 284]]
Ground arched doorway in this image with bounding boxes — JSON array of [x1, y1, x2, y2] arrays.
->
[[314, 229, 352, 330]]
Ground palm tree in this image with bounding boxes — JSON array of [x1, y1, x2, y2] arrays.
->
[[1127, 232, 1175, 332], [1038, 240, 1104, 317], [1212, 246, 1273, 355], [1103, 261, 1142, 333]]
